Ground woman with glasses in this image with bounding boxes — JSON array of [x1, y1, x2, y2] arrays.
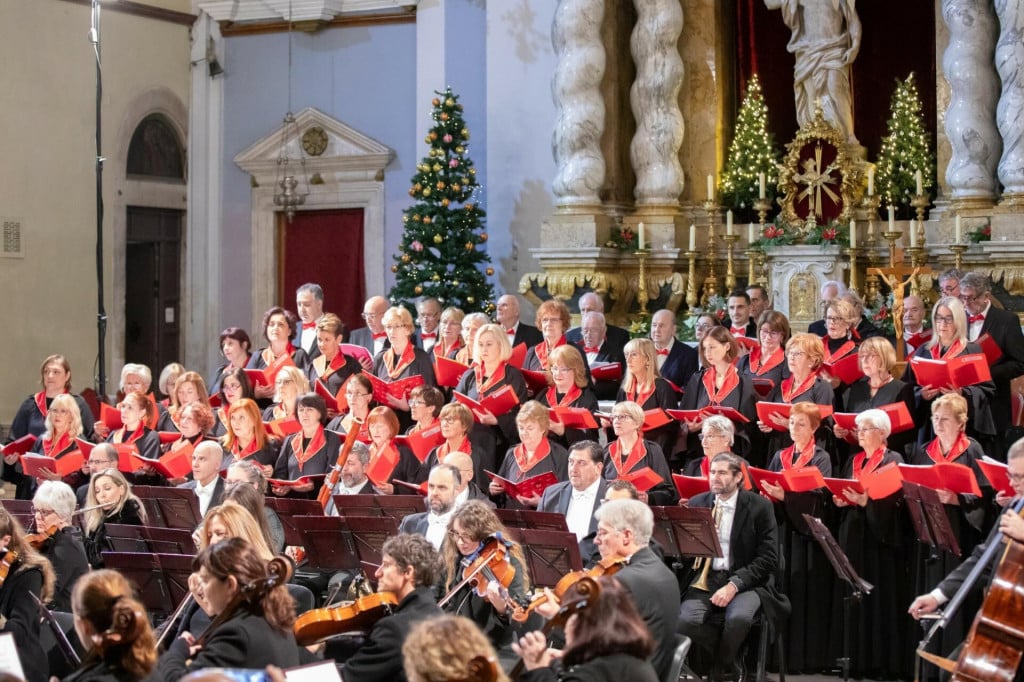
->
[[536, 345, 599, 450], [5, 394, 86, 499], [83, 468, 147, 568], [455, 312, 489, 366], [738, 310, 791, 395], [693, 313, 719, 347], [491, 401, 569, 509], [30, 481, 88, 612], [417, 403, 495, 489], [524, 300, 589, 382], [222, 398, 278, 479], [208, 326, 253, 396], [682, 415, 738, 478], [434, 307, 466, 360], [305, 313, 362, 404], [679, 326, 758, 464], [159, 371, 216, 433], [216, 366, 257, 427], [246, 306, 310, 402], [902, 296, 996, 447], [602, 401, 676, 506], [270, 393, 339, 498], [407, 385, 444, 435], [834, 337, 916, 465], [819, 298, 861, 394], [615, 338, 680, 462], [262, 365, 309, 422], [830, 408, 912, 680], [438, 500, 533, 655], [759, 333, 835, 455], [763, 402, 833, 674], [373, 307, 438, 429], [8, 354, 96, 446], [326, 373, 374, 442]]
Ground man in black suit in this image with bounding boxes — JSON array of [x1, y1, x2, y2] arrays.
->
[[807, 279, 845, 336], [573, 312, 626, 400], [538, 440, 608, 565], [178, 441, 225, 517], [341, 534, 444, 682], [566, 292, 629, 350], [398, 464, 459, 549], [678, 452, 787, 682], [592, 498, 681, 681], [726, 291, 757, 338], [746, 284, 771, 321], [444, 451, 493, 507], [960, 272, 1024, 454], [294, 282, 326, 361], [651, 308, 698, 392], [348, 295, 390, 366], [413, 297, 442, 354], [495, 294, 543, 348], [324, 442, 375, 515]]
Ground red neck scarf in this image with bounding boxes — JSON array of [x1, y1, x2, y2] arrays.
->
[[780, 440, 816, 470], [474, 362, 508, 395], [232, 437, 260, 459], [545, 384, 582, 408], [114, 426, 145, 445], [262, 343, 296, 367], [930, 338, 966, 360], [366, 441, 400, 486], [382, 343, 416, 380], [823, 337, 857, 364], [317, 351, 348, 379], [853, 446, 888, 481], [781, 373, 817, 403], [533, 336, 565, 370], [926, 433, 970, 464], [608, 436, 646, 475], [702, 364, 740, 406], [437, 436, 471, 461], [513, 438, 551, 476], [291, 426, 326, 472], [34, 391, 66, 419], [44, 431, 72, 458], [410, 418, 439, 434], [750, 347, 785, 375], [626, 379, 655, 408], [435, 337, 462, 360]]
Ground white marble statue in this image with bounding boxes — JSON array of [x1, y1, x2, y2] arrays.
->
[[766, 0, 861, 147]]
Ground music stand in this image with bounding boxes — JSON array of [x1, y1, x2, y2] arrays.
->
[[902, 481, 961, 557], [332, 494, 383, 518], [265, 498, 325, 547], [100, 552, 194, 617], [803, 514, 872, 682], [291, 516, 360, 572], [344, 516, 401, 569], [375, 495, 423, 522], [132, 486, 202, 529], [501, 528, 582, 588], [105, 524, 196, 554], [649, 506, 722, 560], [0, 499, 34, 531], [495, 509, 570, 533]]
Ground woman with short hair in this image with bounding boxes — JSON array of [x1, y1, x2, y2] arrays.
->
[[306, 313, 361, 399], [492, 401, 569, 509], [262, 365, 309, 422], [271, 393, 339, 497], [209, 326, 253, 396], [30, 480, 88, 612], [434, 307, 466, 360], [247, 306, 310, 402], [524, 300, 589, 382], [536, 344, 599, 449], [602, 401, 676, 506], [372, 306, 437, 425], [326, 373, 373, 442], [362, 406, 421, 495]]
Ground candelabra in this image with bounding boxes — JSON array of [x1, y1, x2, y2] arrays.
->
[[635, 248, 651, 318], [753, 197, 772, 227], [949, 243, 967, 271], [882, 229, 903, 268], [701, 200, 720, 303], [683, 250, 699, 309], [721, 234, 739, 291], [911, 192, 929, 224], [846, 245, 861, 295], [905, 246, 926, 297]]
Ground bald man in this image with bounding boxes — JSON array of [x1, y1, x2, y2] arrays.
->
[[495, 294, 543, 348], [902, 294, 931, 355], [565, 292, 630, 357], [349, 295, 391, 359], [442, 451, 493, 506], [177, 441, 226, 517]]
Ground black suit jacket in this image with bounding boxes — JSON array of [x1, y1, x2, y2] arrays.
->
[[658, 339, 698, 392], [349, 327, 390, 355], [616, 546, 681, 681], [727, 318, 757, 338], [573, 340, 626, 401], [398, 511, 430, 536], [178, 475, 226, 516], [977, 305, 1024, 432], [938, 511, 1008, 599], [510, 322, 544, 349], [538, 478, 609, 565], [343, 586, 443, 682]]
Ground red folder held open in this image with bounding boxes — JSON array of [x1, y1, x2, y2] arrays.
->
[[898, 462, 983, 497], [20, 451, 84, 478], [672, 473, 710, 500], [434, 356, 471, 388], [620, 466, 664, 493], [453, 387, 521, 419], [548, 407, 599, 430], [484, 470, 558, 499], [1, 434, 37, 456], [395, 424, 445, 463], [977, 456, 1014, 497], [821, 353, 864, 385], [748, 466, 826, 493], [755, 402, 833, 432], [909, 354, 992, 389]]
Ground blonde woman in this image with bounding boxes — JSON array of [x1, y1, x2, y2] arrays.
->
[[614, 338, 680, 459], [83, 468, 147, 568]]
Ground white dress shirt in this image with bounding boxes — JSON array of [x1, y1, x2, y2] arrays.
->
[[968, 302, 990, 341], [299, 317, 321, 354], [566, 478, 601, 542], [655, 339, 675, 372], [425, 510, 454, 549], [194, 477, 219, 517], [712, 491, 738, 571]]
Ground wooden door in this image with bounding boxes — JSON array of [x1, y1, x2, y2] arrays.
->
[[125, 207, 182, 371]]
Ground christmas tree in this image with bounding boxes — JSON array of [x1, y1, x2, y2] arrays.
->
[[719, 74, 780, 221], [875, 73, 935, 217], [390, 88, 495, 314]]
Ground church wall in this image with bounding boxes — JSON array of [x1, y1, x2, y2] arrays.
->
[[0, 1, 189, 424]]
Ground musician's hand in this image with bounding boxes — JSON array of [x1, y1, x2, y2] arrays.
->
[[834, 425, 850, 440], [710, 581, 738, 607], [683, 418, 702, 433], [939, 385, 961, 396], [677, 496, 690, 507], [769, 412, 789, 428], [271, 485, 290, 496], [908, 594, 939, 620], [512, 631, 559, 671], [485, 579, 507, 612], [533, 588, 559, 620], [1000, 508, 1024, 543], [843, 487, 868, 507], [761, 480, 785, 501]]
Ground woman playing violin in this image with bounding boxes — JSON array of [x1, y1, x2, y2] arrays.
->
[[157, 537, 300, 679], [31, 481, 88, 612], [438, 500, 532, 655], [339, 534, 444, 682], [222, 399, 279, 479], [0, 506, 56, 682], [83, 469, 146, 569], [492, 401, 569, 510], [65, 569, 157, 682]]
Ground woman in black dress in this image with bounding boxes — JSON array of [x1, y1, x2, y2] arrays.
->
[[271, 392, 340, 498], [247, 306, 310, 403], [8, 354, 96, 445], [5, 394, 87, 499], [758, 333, 835, 455], [602, 401, 676, 506], [492, 400, 569, 509], [208, 326, 252, 397], [306, 313, 362, 400], [106, 390, 161, 461], [222, 398, 279, 479], [83, 468, 147, 568], [373, 306, 438, 430], [537, 344, 599, 450], [524, 299, 589, 385], [615, 338, 680, 460], [737, 310, 790, 396]]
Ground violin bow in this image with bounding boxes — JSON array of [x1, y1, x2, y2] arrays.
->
[[31, 592, 81, 668]]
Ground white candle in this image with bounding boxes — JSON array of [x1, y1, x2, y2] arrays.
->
[[955, 215, 962, 243], [689, 224, 696, 251], [888, 205, 895, 231], [638, 222, 645, 250], [726, 210, 734, 236], [758, 172, 766, 199], [915, 170, 923, 196], [867, 167, 874, 196], [910, 219, 918, 247], [707, 175, 714, 202], [748, 222, 756, 244], [868, 220, 874, 241], [850, 220, 856, 248]]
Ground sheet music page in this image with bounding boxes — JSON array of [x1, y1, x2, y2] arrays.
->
[[286, 660, 342, 681], [0, 634, 25, 679]]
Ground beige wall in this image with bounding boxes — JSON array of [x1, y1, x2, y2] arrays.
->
[[0, 0, 190, 427]]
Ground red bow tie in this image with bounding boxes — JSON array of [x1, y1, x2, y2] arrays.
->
[[372, 332, 387, 340], [420, 332, 437, 340], [730, 327, 745, 336], [968, 314, 984, 324], [506, 328, 516, 335], [584, 346, 600, 354], [656, 348, 670, 356], [302, 322, 316, 330]]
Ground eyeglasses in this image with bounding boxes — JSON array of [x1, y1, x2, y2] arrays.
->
[[698, 432, 727, 441], [787, 351, 807, 359], [934, 315, 955, 325], [1008, 473, 1024, 483], [695, 323, 714, 331], [31, 507, 56, 517], [383, 325, 408, 332], [448, 530, 475, 544], [345, 392, 371, 399], [825, 316, 844, 324], [540, 318, 562, 325], [88, 458, 116, 465], [609, 414, 633, 422], [550, 366, 572, 374], [361, 312, 381, 320], [854, 426, 880, 435], [440, 416, 459, 424], [407, 400, 422, 408], [959, 293, 982, 304]]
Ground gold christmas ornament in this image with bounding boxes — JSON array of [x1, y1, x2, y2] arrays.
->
[[433, 234, 443, 244], [440, 113, 449, 121], [423, 188, 432, 196], [456, 146, 465, 154], [432, 273, 441, 281], [401, 254, 410, 263], [408, 187, 415, 196], [391, 264, 398, 273], [429, 132, 438, 141], [465, 242, 474, 250], [432, 164, 442, 172], [480, 232, 488, 242], [432, 98, 440, 107], [412, 214, 421, 222], [423, 216, 432, 224], [415, 285, 423, 294], [445, 98, 454, 107], [436, 181, 446, 190], [467, 296, 475, 303], [461, 128, 469, 138], [486, 267, 494, 276], [452, 184, 461, 192], [441, 199, 450, 207]]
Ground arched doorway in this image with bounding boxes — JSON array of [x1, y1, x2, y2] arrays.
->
[[124, 114, 186, 377]]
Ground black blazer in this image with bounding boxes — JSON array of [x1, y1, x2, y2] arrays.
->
[[342, 586, 444, 682], [178, 476, 226, 516], [572, 341, 626, 401], [519, 653, 660, 682], [538, 478, 609, 565], [976, 305, 1024, 433], [159, 608, 301, 680], [348, 327, 389, 355], [0, 565, 47, 682], [566, 323, 630, 355], [510, 323, 544, 349], [398, 511, 430, 537], [615, 546, 682, 681], [658, 340, 699, 392]]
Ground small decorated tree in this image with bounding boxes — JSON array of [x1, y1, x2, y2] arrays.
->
[[875, 73, 935, 217], [719, 74, 781, 221], [390, 88, 495, 313]]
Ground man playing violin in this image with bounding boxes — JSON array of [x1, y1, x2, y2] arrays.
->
[[341, 533, 443, 682]]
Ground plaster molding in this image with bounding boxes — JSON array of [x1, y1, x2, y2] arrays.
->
[[197, 0, 417, 23]]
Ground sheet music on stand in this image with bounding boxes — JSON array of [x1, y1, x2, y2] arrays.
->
[[495, 509, 570, 533], [100, 552, 193, 616], [105, 524, 197, 555], [501, 528, 582, 588], [902, 481, 962, 557], [265, 498, 325, 547], [132, 486, 202, 530], [649, 506, 722, 560], [802, 514, 872, 595], [292, 515, 399, 572]]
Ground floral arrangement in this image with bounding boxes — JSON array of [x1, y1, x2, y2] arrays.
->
[[967, 220, 992, 243], [865, 293, 896, 338], [750, 221, 797, 249], [803, 220, 849, 248], [679, 295, 728, 342], [605, 225, 639, 251], [627, 318, 650, 339]]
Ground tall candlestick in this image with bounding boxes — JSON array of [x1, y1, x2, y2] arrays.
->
[[707, 175, 714, 202], [726, 210, 733, 236], [867, 167, 874, 196], [915, 170, 923, 196], [637, 222, 645, 250], [888, 205, 895, 231], [955, 215, 962, 243], [689, 224, 696, 251], [748, 222, 756, 244], [850, 220, 856, 248], [758, 172, 766, 199], [909, 219, 918, 247]]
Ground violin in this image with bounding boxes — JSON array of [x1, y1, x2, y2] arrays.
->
[[26, 525, 59, 550], [0, 549, 18, 590], [438, 535, 518, 609], [509, 576, 601, 681], [293, 591, 400, 645], [511, 555, 626, 623]]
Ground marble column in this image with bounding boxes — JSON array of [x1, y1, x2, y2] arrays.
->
[[995, 0, 1024, 204], [943, 0, 1001, 208], [629, 0, 685, 208], [551, 0, 605, 208]]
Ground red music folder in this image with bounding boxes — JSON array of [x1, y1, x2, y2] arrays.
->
[[909, 354, 992, 389], [735, 337, 760, 352], [977, 456, 1014, 497], [339, 343, 373, 366], [1, 434, 37, 456], [100, 403, 123, 430], [590, 362, 623, 382], [821, 353, 864, 385], [434, 356, 471, 388], [264, 418, 302, 439], [823, 477, 867, 505], [314, 380, 339, 412], [548, 406, 599, 430], [509, 343, 527, 369], [395, 424, 445, 463], [484, 470, 559, 498], [833, 402, 914, 444], [672, 473, 710, 500], [620, 466, 664, 493], [156, 431, 181, 445], [243, 368, 273, 388], [898, 462, 983, 497], [702, 405, 751, 424], [748, 466, 826, 493], [392, 479, 428, 495], [114, 443, 142, 472], [129, 447, 193, 480], [755, 402, 833, 431], [453, 386, 521, 418], [363, 372, 425, 403], [520, 368, 551, 393], [20, 451, 84, 478], [642, 408, 673, 432], [975, 333, 1003, 364], [267, 474, 327, 489]]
